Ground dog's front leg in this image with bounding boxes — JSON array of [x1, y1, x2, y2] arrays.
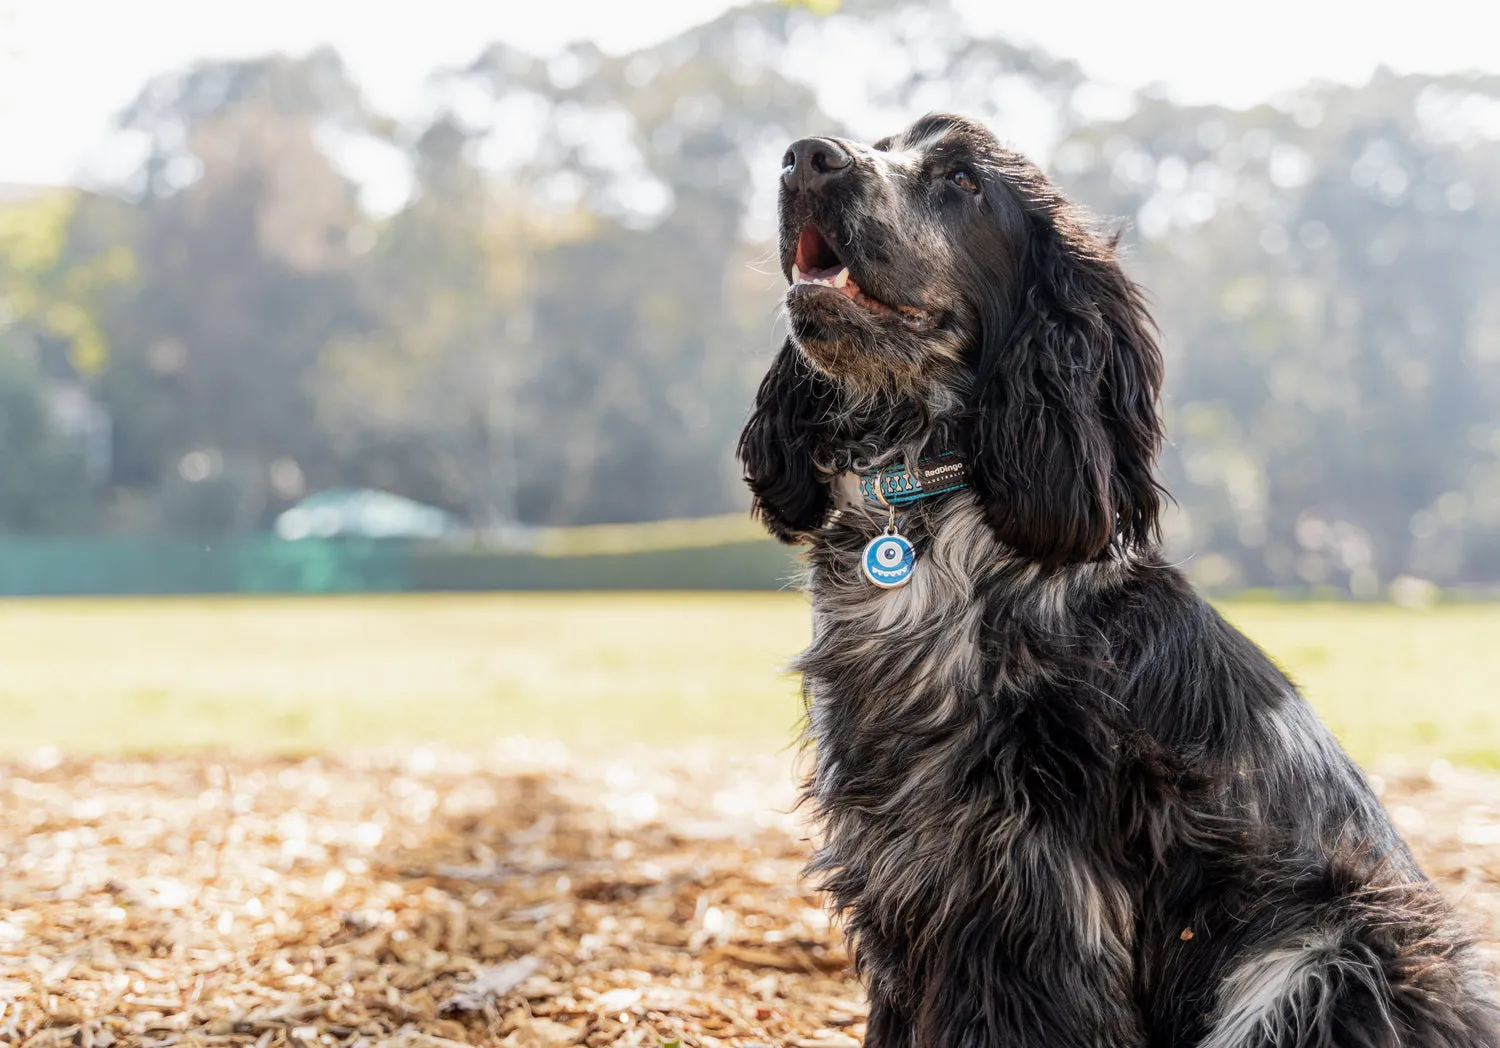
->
[[862, 991, 914, 1048], [907, 951, 1144, 1048], [853, 904, 1143, 1048]]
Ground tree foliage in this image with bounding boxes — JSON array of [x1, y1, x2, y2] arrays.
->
[[0, 0, 1497, 590]]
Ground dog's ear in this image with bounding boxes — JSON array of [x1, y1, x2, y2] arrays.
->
[[963, 212, 1165, 565], [737, 339, 836, 543]]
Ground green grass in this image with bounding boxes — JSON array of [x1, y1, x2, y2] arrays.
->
[[1217, 603, 1500, 769], [0, 594, 1495, 767]]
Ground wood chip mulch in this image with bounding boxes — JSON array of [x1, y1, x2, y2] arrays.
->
[[3, 744, 1499, 1048]]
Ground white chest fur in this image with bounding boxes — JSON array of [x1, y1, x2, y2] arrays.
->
[[801, 498, 997, 721]]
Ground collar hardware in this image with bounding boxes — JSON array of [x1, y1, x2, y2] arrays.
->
[[856, 453, 970, 508]]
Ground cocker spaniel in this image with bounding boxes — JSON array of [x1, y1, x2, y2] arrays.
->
[[737, 113, 1498, 1047]]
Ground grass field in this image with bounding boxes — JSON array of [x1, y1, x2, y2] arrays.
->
[[0, 594, 1497, 767]]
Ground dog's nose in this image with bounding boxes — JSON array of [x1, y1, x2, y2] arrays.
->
[[782, 137, 852, 191]]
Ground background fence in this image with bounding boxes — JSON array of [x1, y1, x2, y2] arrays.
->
[[0, 532, 801, 595]]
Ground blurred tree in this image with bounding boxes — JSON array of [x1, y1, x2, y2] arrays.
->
[[441, 20, 835, 524], [0, 343, 95, 531], [313, 114, 538, 527], [0, 187, 135, 377], [2, 0, 1496, 589], [0, 188, 137, 531], [99, 50, 378, 533], [1052, 72, 1500, 589]]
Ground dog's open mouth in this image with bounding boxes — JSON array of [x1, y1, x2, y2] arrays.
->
[[789, 225, 936, 330]]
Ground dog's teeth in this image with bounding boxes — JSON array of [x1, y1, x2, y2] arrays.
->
[[792, 264, 801, 283], [833, 267, 850, 289]]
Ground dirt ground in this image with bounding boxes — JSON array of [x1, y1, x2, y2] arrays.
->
[[3, 745, 1500, 1048]]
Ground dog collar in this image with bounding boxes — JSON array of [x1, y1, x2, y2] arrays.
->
[[852, 453, 968, 589], [857, 453, 970, 508]]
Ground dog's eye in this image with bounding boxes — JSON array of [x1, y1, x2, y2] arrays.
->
[[948, 168, 979, 193]]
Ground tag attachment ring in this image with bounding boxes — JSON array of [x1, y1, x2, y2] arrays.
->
[[861, 463, 914, 589]]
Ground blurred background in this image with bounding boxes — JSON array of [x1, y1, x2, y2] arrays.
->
[[4, 6, 1500, 1046], [0, 0, 1498, 760]]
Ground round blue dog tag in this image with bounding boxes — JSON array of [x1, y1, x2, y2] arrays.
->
[[862, 532, 915, 589]]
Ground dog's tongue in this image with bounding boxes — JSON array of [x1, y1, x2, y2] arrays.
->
[[793, 226, 859, 293], [788, 224, 935, 329], [795, 226, 832, 275]]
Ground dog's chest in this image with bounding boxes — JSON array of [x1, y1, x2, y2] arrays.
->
[[803, 496, 995, 677], [800, 636, 1131, 964], [798, 498, 1000, 857], [796, 499, 1136, 952]]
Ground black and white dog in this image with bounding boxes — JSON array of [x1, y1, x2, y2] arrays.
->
[[737, 113, 1497, 1047]]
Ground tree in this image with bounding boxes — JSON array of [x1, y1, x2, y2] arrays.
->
[[100, 50, 379, 532], [0, 344, 95, 532], [3, 1, 1496, 587]]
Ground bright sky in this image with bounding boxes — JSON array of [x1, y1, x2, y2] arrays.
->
[[0, 0, 1496, 186]]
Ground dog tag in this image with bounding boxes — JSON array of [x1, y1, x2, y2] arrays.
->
[[862, 530, 915, 589]]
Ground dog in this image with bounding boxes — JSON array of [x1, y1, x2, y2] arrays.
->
[[736, 113, 1499, 1047]]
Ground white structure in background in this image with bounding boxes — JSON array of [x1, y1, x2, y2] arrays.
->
[[274, 488, 456, 540]]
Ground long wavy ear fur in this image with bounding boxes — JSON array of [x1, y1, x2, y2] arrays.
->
[[737, 340, 836, 543], [963, 192, 1165, 566]]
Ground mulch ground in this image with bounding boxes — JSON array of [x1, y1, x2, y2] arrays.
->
[[3, 745, 1500, 1048]]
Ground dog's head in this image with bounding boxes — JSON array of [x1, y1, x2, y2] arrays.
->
[[739, 113, 1166, 566]]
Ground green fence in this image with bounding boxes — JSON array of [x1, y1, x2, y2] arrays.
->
[[0, 536, 802, 596]]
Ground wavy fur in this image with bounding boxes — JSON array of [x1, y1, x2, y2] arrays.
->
[[738, 114, 1498, 1047]]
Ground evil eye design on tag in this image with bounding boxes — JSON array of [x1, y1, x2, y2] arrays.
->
[[862, 533, 915, 589]]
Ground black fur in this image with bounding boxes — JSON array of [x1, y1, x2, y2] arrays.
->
[[738, 114, 1498, 1047], [737, 339, 836, 542], [963, 155, 1166, 565]]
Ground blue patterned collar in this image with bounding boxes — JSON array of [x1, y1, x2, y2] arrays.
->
[[856, 452, 970, 507]]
